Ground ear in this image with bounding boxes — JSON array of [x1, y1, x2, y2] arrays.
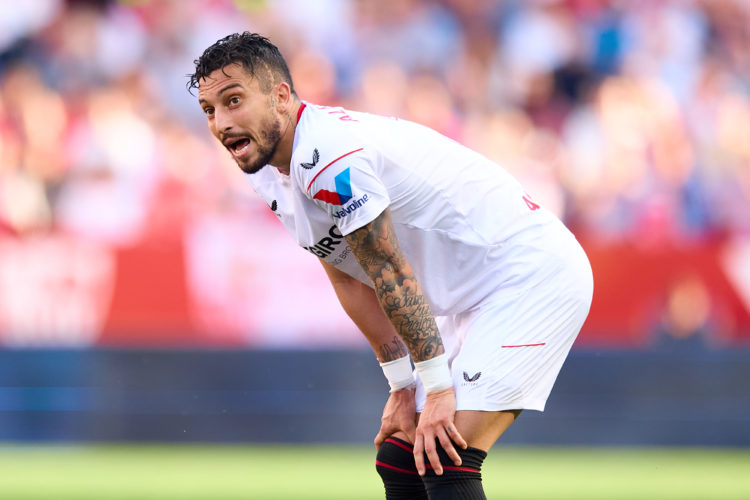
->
[[272, 82, 292, 111]]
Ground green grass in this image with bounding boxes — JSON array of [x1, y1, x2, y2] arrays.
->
[[0, 444, 748, 499]]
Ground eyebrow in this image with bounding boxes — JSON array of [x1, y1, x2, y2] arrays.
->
[[198, 83, 243, 105]]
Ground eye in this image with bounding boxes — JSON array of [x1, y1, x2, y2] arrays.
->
[[203, 107, 214, 117], [229, 96, 241, 106]]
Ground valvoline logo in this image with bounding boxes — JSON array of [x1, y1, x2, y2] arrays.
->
[[313, 167, 370, 218], [313, 168, 353, 205]]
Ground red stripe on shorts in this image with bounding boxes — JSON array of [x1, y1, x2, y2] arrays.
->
[[501, 342, 546, 348]]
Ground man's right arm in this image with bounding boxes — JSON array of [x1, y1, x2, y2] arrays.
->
[[319, 259, 419, 448]]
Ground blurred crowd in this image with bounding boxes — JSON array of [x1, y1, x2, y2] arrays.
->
[[1, 0, 750, 247]]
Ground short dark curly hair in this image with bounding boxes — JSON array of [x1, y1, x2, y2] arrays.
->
[[187, 32, 296, 96]]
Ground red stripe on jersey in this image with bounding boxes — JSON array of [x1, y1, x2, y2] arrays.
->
[[375, 460, 419, 475], [297, 102, 306, 122], [306, 148, 364, 192], [501, 342, 546, 348]]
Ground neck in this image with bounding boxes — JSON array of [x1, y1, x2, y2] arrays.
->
[[270, 99, 303, 175]]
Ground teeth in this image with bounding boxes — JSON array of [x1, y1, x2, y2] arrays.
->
[[232, 140, 249, 154]]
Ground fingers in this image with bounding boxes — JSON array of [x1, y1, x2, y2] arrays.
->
[[445, 424, 468, 450], [374, 426, 398, 451], [374, 431, 385, 451], [375, 425, 417, 451], [414, 425, 468, 475], [415, 429, 448, 475], [436, 426, 461, 468], [410, 387, 462, 476], [422, 431, 442, 475], [413, 433, 426, 476]]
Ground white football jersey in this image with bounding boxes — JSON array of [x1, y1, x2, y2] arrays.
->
[[245, 103, 573, 316]]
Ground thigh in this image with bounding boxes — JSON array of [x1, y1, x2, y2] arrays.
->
[[454, 409, 521, 451]]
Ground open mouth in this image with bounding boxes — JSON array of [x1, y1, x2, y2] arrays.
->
[[229, 138, 250, 156]]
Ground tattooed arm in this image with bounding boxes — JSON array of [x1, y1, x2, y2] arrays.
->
[[319, 258, 409, 363], [342, 208, 444, 363], [320, 256, 419, 448], [343, 208, 466, 475]]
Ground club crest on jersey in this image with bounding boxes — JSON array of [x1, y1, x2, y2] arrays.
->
[[300, 148, 319, 169], [312, 168, 370, 218]]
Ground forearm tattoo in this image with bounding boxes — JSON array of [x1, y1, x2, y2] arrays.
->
[[345, 209, 444, 361], [379, 335, 409, 362]]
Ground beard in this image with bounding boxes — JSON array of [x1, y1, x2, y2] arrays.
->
[[237, 114, 282, 175]]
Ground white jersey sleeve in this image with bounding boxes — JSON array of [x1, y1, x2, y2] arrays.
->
[[300, 147, 390, 236]]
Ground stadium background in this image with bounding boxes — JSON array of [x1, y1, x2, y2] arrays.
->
[[0, 0, 749, 497]]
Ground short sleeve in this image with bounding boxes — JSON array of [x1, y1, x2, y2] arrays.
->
[[304, 149, 390, 235]]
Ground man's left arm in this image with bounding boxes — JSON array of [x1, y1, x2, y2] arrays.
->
[[344, 207, 467, 476]]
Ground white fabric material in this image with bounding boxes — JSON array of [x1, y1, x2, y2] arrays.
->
[[414, 228, 593, 412], [413, 353, 452, 393], [245, 102, 593, 412], [247, 103, 566, 316], [380, 355, 416, 392]]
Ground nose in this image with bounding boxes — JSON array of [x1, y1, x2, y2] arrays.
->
[[213, 108, 234, 136]]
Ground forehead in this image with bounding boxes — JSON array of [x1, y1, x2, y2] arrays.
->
[[197, 63, 258, 100]]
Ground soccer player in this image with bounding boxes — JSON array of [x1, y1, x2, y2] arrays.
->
[[189, 32, 593, 499]]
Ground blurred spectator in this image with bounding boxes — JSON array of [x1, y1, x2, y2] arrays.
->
[[651, 275, 714, 352], [2, 0, 749, 243], [2, 0, 750, 346]]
